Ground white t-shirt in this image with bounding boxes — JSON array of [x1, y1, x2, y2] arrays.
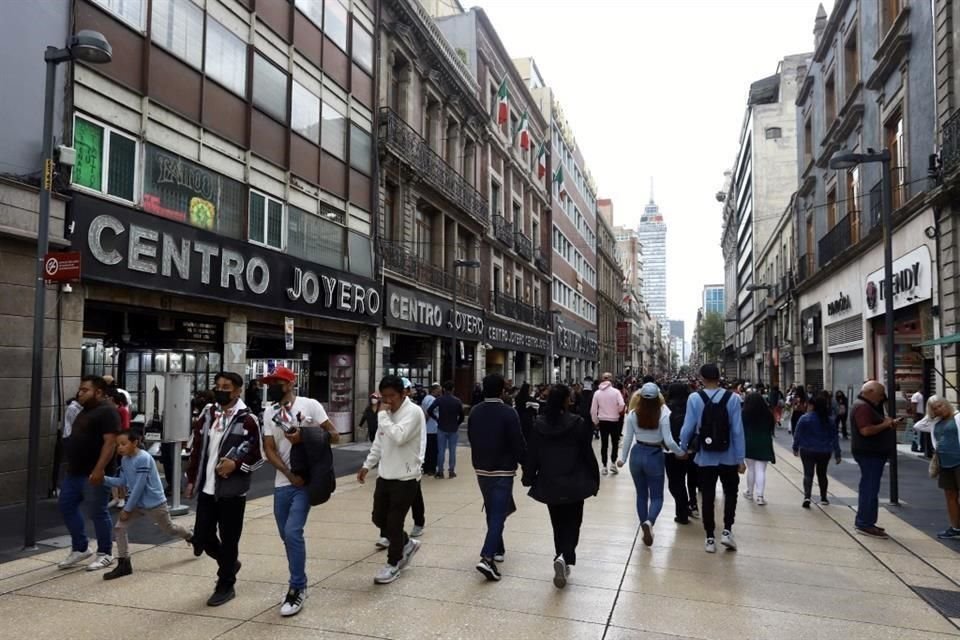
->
[[263, 396, 329, 488], [911, 391, 925, 415], [202, 408, 234, 496]]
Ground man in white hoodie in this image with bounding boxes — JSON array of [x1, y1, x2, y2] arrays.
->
[[591, 372, 626, 474], [357, 375, 425, 584]]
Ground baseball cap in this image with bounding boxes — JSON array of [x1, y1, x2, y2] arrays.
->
[[401, 377, 413, 389], [640, 382, 660, 399], [700, 364, 721, 381], [261, 366, 296, 384]]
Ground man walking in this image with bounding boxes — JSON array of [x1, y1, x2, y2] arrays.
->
[[58, 375, 121, 571], [591, 372, 625, 475], [262, 366, 340, 616], [851, 380, 900, 538], [185, 372, 263, 606], [358, 375, 424, 584], [435, 381, 465, 478], [411, 383, 441, 537], [468, 374, 525, 581], [679, 364, 745, 554]]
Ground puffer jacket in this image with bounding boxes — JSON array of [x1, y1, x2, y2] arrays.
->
[[521, 412, 599, 504]]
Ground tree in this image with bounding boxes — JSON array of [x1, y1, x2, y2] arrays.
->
[[698, 312, 725, 364]]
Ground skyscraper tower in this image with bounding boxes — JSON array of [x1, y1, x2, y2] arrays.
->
[[638, 182, 667, 329]]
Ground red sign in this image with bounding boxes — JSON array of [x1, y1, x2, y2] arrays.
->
[[617, 321, 631, 354], [43, 251, 81, 283]]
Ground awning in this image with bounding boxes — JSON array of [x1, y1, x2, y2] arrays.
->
[[915, 334, 960, 348]]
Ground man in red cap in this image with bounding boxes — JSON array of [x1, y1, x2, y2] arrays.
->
[[261, 366, 340, 617]]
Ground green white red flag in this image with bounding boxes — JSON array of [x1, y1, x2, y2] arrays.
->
[[497, 78, 509, 125], [554, 166, 567, 200], [518, 110, 530, 150], [536, 142, 547, 179]]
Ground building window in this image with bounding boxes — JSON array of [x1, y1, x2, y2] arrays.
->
[[349, 124, 372, 174], [825, 72, 836, 124], [512, 200, 522, 228], [383, 183, 397, 240], [291, 81, 321, 143], [205, 18, 247, 97], [847, 167, 861, 243], [249, 191, 284, 250], [765, 127, 782, 140], [885, 111, 906, 209], [352, 22, 373, 73], [881, 0, 903, 36], [72, 115, 137, 203], [294, 0, 323, 29], [92, 0, 145, 31], [491, 180, 501, 215], [414, 208, 432, 263], [803, 117, 813, 165], [826, 187, 837, 229], [348, 231, 373, 277], [325, 0, 349, 52], [844, 27, 859, 98], [151, 0, 203, 69], [252, 54, 289, 122], [287, 205, 345, 269], [321, 100, 347, 159]]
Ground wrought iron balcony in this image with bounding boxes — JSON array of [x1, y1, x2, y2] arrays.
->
[[818, 214, 853, 268], [533, 307, 551, 329], [492, 213, 514, 248], [944, 110, 960, 176], [514, 227, 533, 261], [535, 248, 550, 274], [380, 239, 478, 302], [492, 291, 545, 326], [379, 108, 488, 227]]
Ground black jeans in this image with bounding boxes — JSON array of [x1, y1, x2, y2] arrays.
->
[[372, 477, 418, 566], [422, 433, 438, 474], [547, 501, 584, 565], [411, 480, 425, 528], [800, 451, 831, 500], [699, 464, 740, 538], [598, 420, 621, 466], [194, 492, 246, 589], [837, 413, 848, 438], [665, 454, 697, 521]]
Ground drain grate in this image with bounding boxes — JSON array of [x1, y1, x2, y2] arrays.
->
[[910, 586, 960, 618]]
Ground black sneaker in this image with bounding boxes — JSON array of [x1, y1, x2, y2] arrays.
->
[[449, 471, 457, 479], [435, 472, 444, 479], [802, 499, 811, 509], [188, 533, 203, 557], [674, 517, 690, 525], [689, 505, 700, 519], [207, 585, 236, 607], [280, 587, 307, 616], [476, 557, 501, 581], [103, 557, 132, 581]]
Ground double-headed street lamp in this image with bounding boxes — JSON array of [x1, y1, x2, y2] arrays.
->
[[25, 31, 113, 549], [829, 148, 899, 505], [450, 259, 481, 386]]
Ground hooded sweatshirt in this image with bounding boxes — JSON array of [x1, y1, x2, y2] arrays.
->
[[362, 397, 424, 481], [521, 411, 599, 504], [591, 380, 625, 424]]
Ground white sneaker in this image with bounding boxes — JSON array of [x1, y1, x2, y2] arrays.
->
[[117, 499, 125, 509], [279, 587, 307, 617], [86, 552, 114, 571], [641, 520, 654, 547], [375, 537, 389, 550], [602, 467, 608, 476], [704, 538, 717, 553], [609, 464, 619, 475], [107, 498, 119, 509], [552, 556, 567, 589], [743, 491, 753, 500], [397, 538, 421, 570], [755, 496, 766, 506], [58, 548, 93, 569], [410, 525, 424, 538], [374, 564, 400, 584], [493, 552, 505, 563], [720, 530, 737, 551]]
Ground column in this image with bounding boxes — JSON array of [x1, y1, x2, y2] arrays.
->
[[374, 328, 388, 385], [223, 310, 247, 377], [474, 343, 486, 391], [353, 329, 373, 444], [522, 352, 531, 385], [560, 356, 568, 383], [506, 349, 516, 384], [433, 337, 443, 385]]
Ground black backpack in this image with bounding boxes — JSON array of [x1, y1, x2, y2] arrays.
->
[[697, 390, 733, 452]]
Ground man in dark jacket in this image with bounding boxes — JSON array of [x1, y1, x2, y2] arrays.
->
[[467, 374, 525, 582], [186, 371, 264, 607], [850, 380, 899, 538], [435, 382, 465, 478]]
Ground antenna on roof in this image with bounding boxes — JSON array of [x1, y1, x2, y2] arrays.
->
[[649, 177, 655, 204]]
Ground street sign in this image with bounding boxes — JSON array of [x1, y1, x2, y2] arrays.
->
[[43, 251, 81, 283]]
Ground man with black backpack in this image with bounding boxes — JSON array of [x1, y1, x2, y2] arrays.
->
[[679, 364, 746, 554]]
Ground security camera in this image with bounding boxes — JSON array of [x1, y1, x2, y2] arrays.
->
[[482, 343, 493, 350]]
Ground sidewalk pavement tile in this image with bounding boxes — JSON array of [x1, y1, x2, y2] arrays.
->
[[224, 621, 388, 640]]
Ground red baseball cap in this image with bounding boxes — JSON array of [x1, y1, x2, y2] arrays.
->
[[260, 366, 296, 384]]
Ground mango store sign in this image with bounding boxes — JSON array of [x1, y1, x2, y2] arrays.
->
[[863, 245, 932, 320]]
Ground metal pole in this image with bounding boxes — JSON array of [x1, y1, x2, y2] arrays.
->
[[168, 442, 188, 516], [450, 277, 457, 386], [25, 52, 60, 549], [881, 155, 899, 506]]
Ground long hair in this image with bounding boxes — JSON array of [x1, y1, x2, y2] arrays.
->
[[742, 392, 772, 427], [634, 395, 663, 430], [666, 382, 689, 413], [926, 394, 955, 419], [811, 391, 831, 422], [516, 382, 531, 407], [545, 384, 571, 423]]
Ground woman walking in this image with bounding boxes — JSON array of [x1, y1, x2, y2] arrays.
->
[[664, 383, 698, 523], [913, 396, 960, 539], [742, 392, 776, 506], [792, 391, 841, 508], [789, 387, 807, 435], [515, 382, 538, 444], [521, 384, 599, 589], [617, 382, 686, 547], [835, 391, 850, 439]]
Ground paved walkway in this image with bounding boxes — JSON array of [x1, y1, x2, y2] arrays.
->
[[1, 439, 958, 640]]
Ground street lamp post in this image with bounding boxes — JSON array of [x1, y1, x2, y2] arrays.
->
[[25, 31, 113, 549], [830, 149, 898, 505], [450, 259, 481, 387], [549, 311, 562, 384]]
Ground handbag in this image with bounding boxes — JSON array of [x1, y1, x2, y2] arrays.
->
[[929, 451, 940, 479]]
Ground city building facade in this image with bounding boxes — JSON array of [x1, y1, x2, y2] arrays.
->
[[597, 198, 625, 375], [702, 284, 725, 315], [637, 193, 667, 334]]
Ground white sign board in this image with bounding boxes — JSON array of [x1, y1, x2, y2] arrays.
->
[[863, 245, 932, 320]]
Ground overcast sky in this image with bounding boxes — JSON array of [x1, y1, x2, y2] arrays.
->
[[475, 0, 834, 345]]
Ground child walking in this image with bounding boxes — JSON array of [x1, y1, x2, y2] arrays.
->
[[102, 431, 193, 580]]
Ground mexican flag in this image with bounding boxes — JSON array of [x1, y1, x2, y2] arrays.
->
[[517, 111, 530, 150], [496, 78, 509, 125], [536, 142, 547, 178], [555, 166, 567, 201]]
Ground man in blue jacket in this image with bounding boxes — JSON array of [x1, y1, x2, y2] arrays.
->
[[679, 364, 746, 554]]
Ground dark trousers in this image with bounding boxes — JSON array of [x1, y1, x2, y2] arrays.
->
[[665, 454, 696, 521], [699, 464, 740, 538], [547, 501, 584, 565], [194, 492, 246, 589], [477, 476, 514, 559], [411, 480, 425, 527], [800, 450, 831, 500], [422, 433, 438, 474], [854, 453, 887, 529], [160, 442, 177, 493], [598, 420, 621, 466], [837, 414, 848, 438], [372, 477, 418, 566]]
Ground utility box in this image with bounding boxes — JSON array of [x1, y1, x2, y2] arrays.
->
[[143, 373, 192, 443]]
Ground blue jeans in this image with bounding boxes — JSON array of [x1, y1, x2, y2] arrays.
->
[[629, 444, 666, 525], [854, 453, 887, 529], [477, 476, 513, 559], [274, 485, 312, 589], [437, 430, 459, 473], [58, 473, 112, 554]]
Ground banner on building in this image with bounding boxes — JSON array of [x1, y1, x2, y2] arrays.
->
[[616, 321, 630, 354]]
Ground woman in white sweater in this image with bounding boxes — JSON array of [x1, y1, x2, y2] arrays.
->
[[617, 382, 686, 547]]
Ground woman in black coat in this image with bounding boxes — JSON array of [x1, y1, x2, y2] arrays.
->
[[521, 384, 600, 589], [515, 382, 539, 443]]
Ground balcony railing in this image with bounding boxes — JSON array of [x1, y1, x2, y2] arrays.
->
[[818, 214, 853, 268], [379, 108, 488, 227], [535, 247, 550, 274], [492, 213, 513, 248], [944, 110, 960, 176], [380, 239, 478, 302], [514, 227, 533, 261], [493, 291, 547, 327]]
